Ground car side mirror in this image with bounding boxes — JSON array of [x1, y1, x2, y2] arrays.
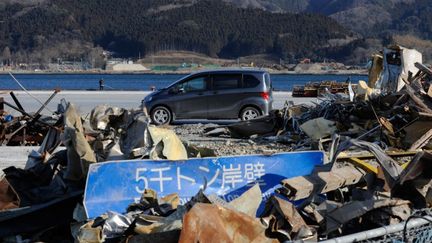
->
[[168, 87, 185, 94]]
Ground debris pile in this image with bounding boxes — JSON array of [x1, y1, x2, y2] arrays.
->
[[292, 80, 354, 97], [1, 46, 432, 242], [206, 60, 432, 154], [0, 101, 215, 239], [58, 143, 432, 242], [0, 90, 62, 146]]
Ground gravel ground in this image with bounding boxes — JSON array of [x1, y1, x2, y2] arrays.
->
[[173, 123, 291, 156]]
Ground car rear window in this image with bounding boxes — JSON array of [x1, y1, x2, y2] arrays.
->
[[212, 74, 241, 90], [243, 74, 260, 88]]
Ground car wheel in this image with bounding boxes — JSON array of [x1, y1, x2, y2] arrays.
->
[[240, 107, 261, 121], [151, 106, 172, 125]]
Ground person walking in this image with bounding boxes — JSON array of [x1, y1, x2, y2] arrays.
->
[[99, 78, 105, 90]]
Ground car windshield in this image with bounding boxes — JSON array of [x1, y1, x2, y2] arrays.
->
[[166, 73, 196, 89]]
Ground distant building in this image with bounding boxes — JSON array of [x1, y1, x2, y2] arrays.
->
[[106, 59, 149, 71]]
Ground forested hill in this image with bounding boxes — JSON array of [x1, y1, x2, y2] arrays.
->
[[228, 0, 432, 40], [0, 0, 352, 63], [224, 0, 432, 63]]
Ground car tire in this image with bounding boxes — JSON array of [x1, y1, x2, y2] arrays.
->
[[240, 106, 261, 121], [151, 106, 172, 125]]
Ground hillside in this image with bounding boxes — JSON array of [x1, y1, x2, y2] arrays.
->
[[228, 0, 432, 39], [225, 0, 432, 63], [0, 0, 354, 67], [3, 0, 430, 66]]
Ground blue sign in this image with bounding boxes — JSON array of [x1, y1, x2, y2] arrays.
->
[[84, 151, 323, 218]]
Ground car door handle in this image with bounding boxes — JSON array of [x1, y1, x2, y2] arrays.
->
[[213, 91, 218, 94], [197, 92, 204, 95]]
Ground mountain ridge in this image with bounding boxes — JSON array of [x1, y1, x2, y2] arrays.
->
[[1, 0, 431, 66], [225, 0, 430, 38]]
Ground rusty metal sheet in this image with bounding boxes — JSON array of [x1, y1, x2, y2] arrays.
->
[[179, 203, 276, 243]]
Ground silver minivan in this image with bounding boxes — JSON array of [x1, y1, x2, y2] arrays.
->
[[142, 69, 273, 125]]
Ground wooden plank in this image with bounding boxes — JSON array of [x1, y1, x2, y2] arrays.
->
[[409, 128, 432, 151]]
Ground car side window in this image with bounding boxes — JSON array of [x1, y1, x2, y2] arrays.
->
[[178, 76, 207, 92], [243, 74, 260, 88], [212, 74, 241, 90]]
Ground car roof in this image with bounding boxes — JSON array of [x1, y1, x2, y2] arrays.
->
[[189, 68, 268, 76]]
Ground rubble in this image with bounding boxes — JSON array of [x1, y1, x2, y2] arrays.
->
[[0, 90, 62, 146], [292, 80, 354, 97], [2, 46, 432, 242]]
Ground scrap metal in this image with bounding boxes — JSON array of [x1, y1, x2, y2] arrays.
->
[[3, 46, 432, 242]]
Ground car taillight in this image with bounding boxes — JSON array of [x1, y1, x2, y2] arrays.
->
[[260, 92, 269, 101]]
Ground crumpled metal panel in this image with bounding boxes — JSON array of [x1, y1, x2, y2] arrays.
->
[[179, 203, 276, 243], [228, 184, 262, 217], [77, 222, 103, 243], [63, 104, 96, 181], [148, 126, 187, 160], [89, 105, 126, 131], [260, 196, 315, 241], [102, 211, 133, 238], [300, 118, 337, 141], [120, 111, 151, 158]]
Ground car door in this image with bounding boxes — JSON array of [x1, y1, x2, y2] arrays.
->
[[207, 73, 243, 119], [169, 74, 210, 119]]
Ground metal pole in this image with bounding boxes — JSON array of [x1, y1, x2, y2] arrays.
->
[[34, 89, 60, 115], [8, 72, 55, 113], [9, 91, 24, 111]]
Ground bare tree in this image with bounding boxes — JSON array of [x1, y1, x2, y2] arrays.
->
[[2, 46, 11, 65], [87, 46, 106, 69]]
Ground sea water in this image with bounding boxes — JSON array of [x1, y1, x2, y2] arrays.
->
[[0, 73, 367, 91]]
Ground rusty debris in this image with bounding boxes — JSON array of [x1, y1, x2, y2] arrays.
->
[[180, 203, 275, 243], [0, 90, 61, 146], [292, 80, 355, 97]]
